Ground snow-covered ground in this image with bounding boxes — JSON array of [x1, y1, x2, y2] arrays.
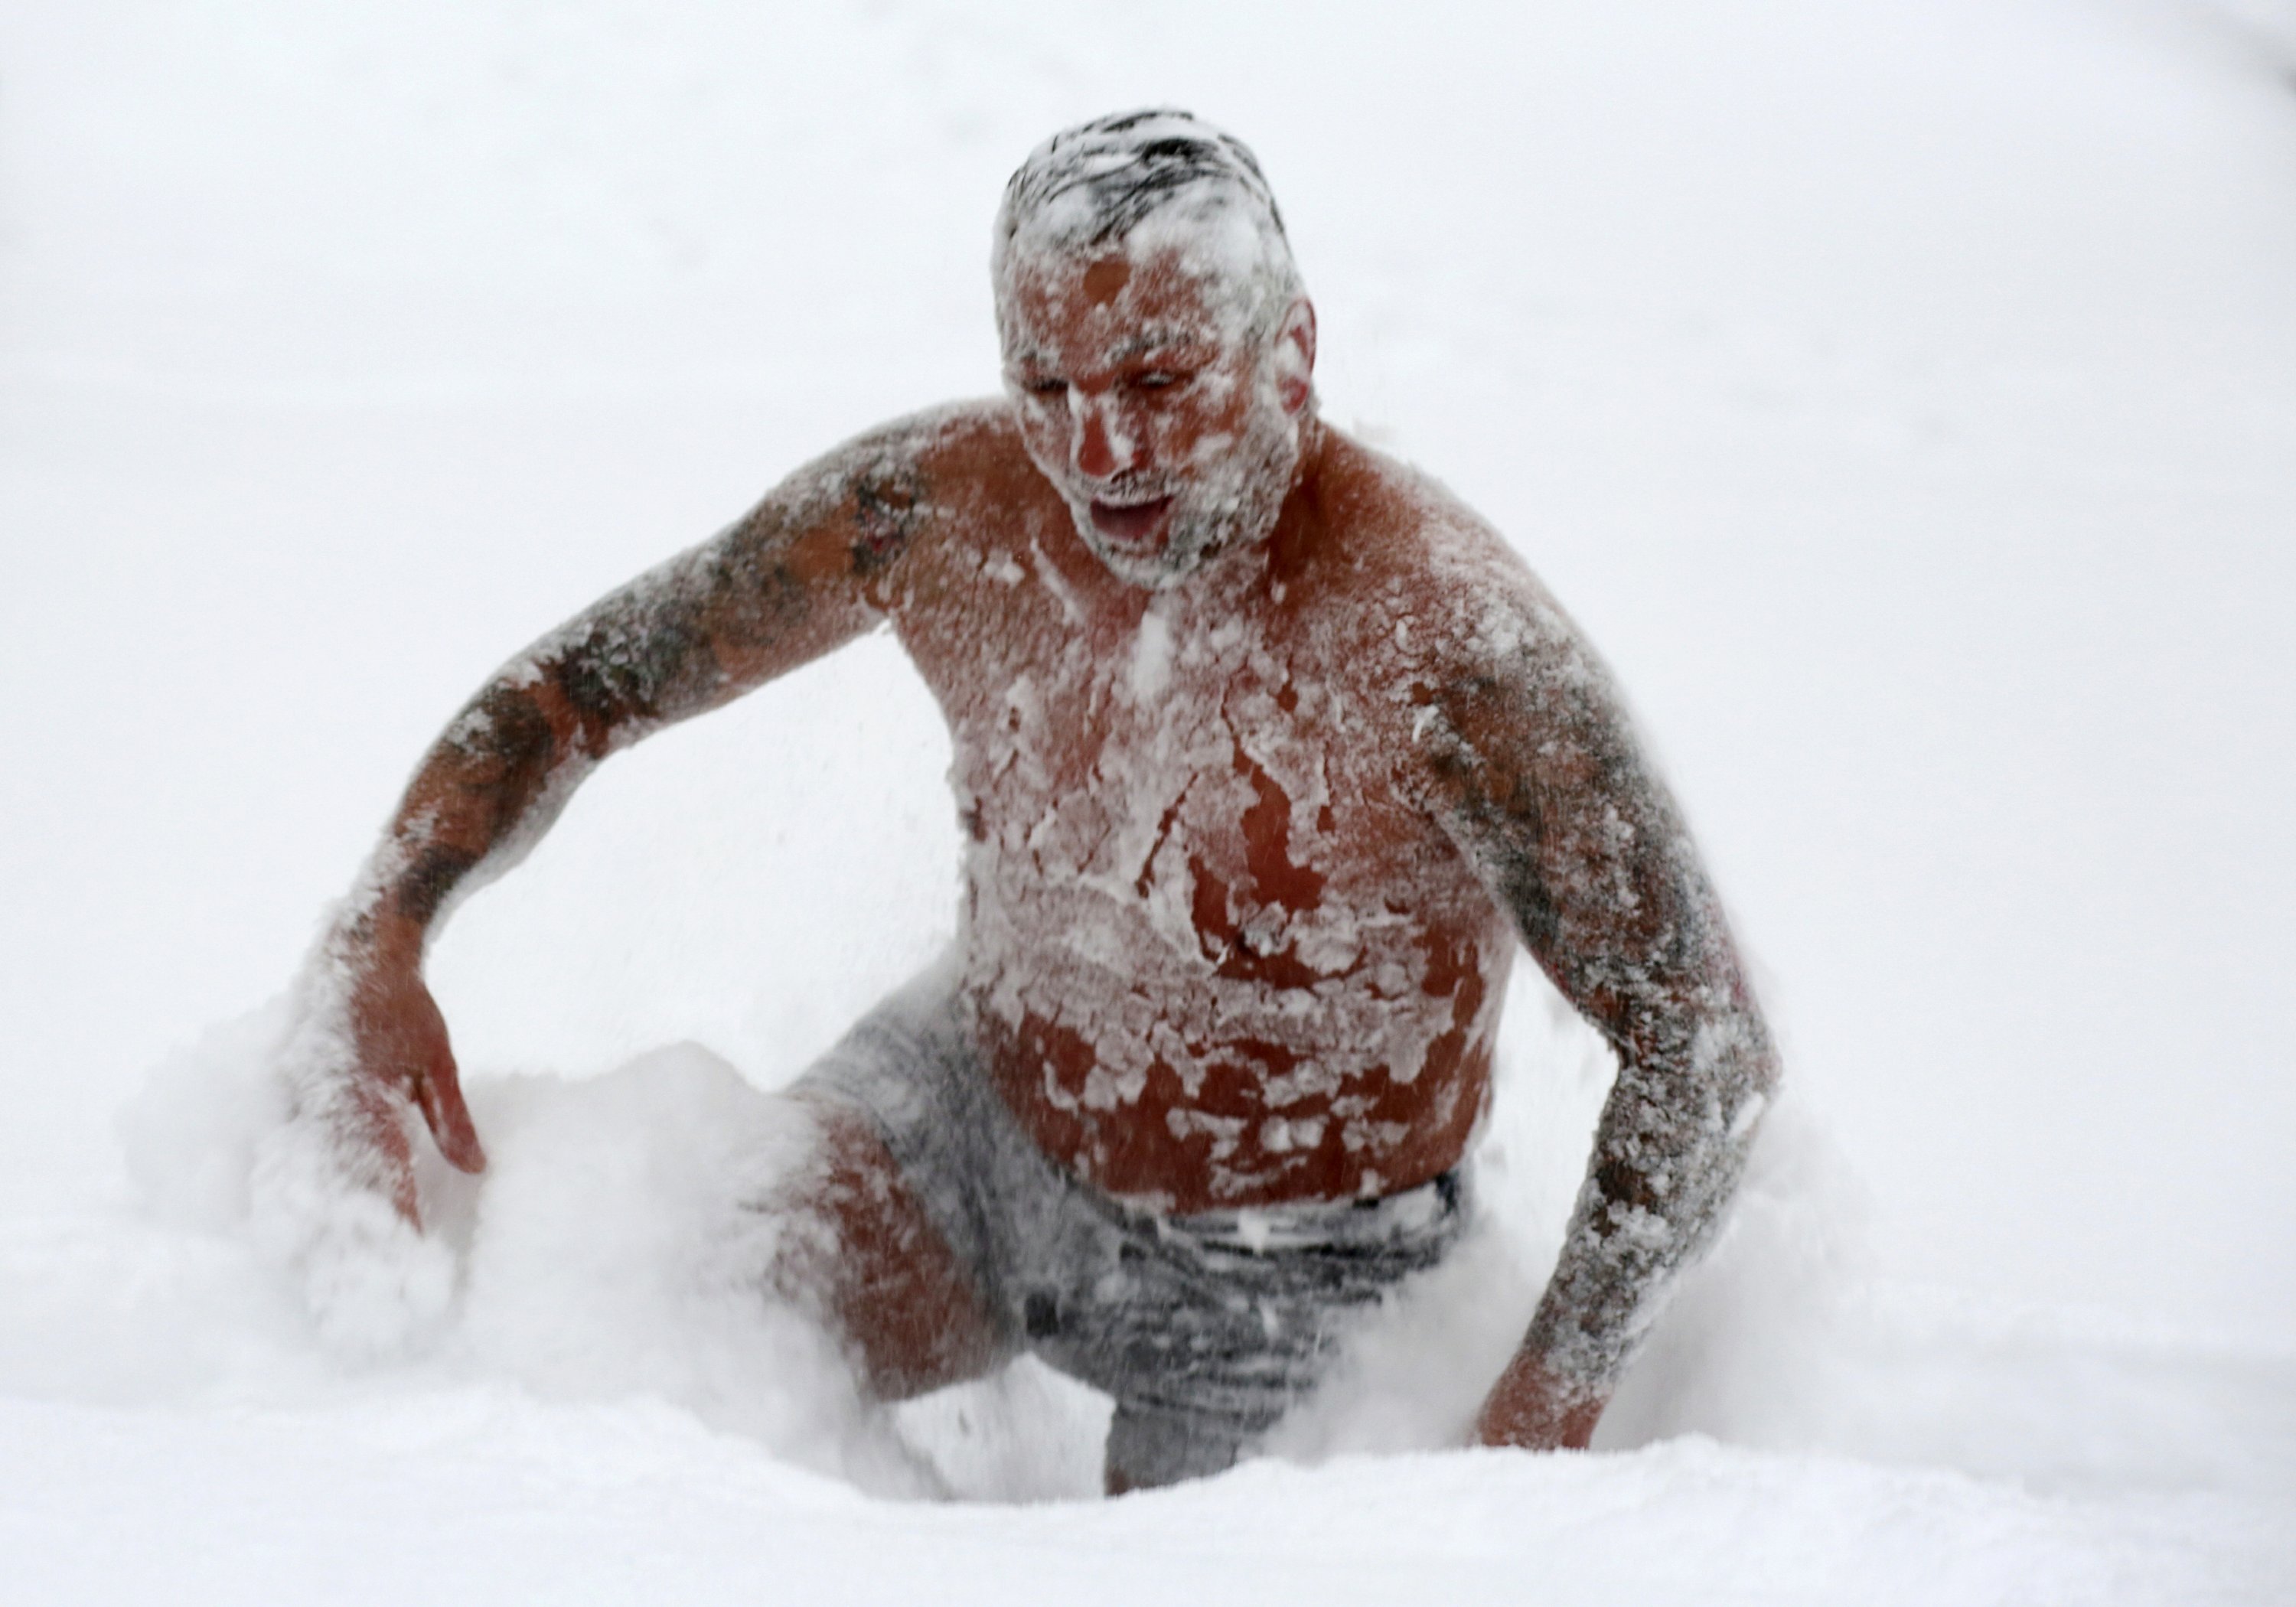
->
[[3, 1, 2292, 1600]]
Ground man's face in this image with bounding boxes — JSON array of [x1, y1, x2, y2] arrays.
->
[[1000, 247, 1306, 589]]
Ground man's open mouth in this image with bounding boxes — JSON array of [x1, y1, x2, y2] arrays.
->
[[1088, 494, 1176, 550]]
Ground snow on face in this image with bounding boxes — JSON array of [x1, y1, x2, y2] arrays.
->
[[1000, 246, 1306, 589]]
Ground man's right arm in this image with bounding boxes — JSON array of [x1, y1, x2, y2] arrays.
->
[[298, 413, 954, 1224]]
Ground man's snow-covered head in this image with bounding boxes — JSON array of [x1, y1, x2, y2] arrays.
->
[[993, 111, 1319, 591], [992, 109, 1306, 350]]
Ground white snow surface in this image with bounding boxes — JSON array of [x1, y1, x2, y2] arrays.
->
[[2, 1, 2293, 1602]]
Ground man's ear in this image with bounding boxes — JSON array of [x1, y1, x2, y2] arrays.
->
[[1273, 298, 1316, 416]]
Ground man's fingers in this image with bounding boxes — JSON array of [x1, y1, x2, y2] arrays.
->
[[413, 1054, 488, 1175]]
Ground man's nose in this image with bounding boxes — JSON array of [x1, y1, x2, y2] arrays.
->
[[1073, 395, 1134, 480]]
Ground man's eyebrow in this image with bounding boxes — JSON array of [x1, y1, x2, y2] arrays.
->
[[1002, 328, 1213, 374], [1108, 326, 1212, 362]]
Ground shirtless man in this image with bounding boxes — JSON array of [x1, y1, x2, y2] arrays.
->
[[286, 110, 1778, 1491]]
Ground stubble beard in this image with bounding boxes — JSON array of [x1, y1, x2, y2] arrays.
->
[[1065, 390, 1304, 592]]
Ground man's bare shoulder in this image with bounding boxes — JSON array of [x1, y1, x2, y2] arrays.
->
[[765, 398, 1029, 523], [840, 398, 1039, 506], [831, 398, 1068, 563], [1306, 427, 1581, 674], [710, 398, 1051, 611]]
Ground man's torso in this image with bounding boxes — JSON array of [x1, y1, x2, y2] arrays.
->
[[869, 408, 1518, 1212]]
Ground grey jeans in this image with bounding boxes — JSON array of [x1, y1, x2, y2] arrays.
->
[[793, 972, 1470, 1488]]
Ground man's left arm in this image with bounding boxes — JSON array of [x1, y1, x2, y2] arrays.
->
[[1414, 578, 1780, 1451]]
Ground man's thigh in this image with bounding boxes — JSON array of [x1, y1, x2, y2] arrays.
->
[[765, 1094, 1011, 1400]]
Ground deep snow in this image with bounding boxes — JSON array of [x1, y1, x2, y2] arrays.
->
[[2, 0, 2293, 1601]]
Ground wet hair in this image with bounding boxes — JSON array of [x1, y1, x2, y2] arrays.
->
[[992, 109, 1306, 342]]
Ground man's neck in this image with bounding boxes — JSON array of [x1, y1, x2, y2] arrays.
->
[[1262, 415, 1333, 588]]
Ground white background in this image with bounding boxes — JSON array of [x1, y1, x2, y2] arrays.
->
[[2, 2, 2291, 1600]]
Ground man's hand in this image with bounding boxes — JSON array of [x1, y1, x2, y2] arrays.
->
[[343, 950, 485, 1227], [1474, 1349, 1606, 1452], [252, 928, 479, 1355]]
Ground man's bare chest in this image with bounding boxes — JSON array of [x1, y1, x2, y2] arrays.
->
[[888, 529, 1513, 1204], [944, 585, 1441, 930]]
